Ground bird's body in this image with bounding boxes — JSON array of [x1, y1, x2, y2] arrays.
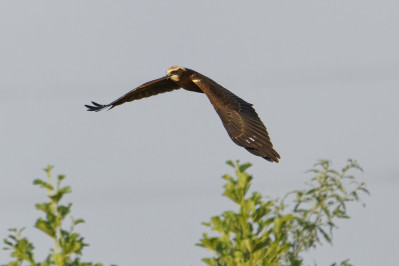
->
[[85, 66, 280, 162]]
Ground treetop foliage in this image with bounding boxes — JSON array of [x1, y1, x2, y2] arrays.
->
[[198, 160, 368, 266], [2, 160, 368, 265]]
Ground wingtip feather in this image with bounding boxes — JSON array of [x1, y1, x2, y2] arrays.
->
[[85, 101, 109, 112]]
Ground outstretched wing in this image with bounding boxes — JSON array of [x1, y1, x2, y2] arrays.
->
[[85, 76, 180, 112], [190, 73, 280, 162]]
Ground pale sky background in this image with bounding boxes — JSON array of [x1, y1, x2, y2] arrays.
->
[[1, 1, 398, 265]]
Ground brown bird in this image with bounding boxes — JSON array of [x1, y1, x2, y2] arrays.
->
[[85, 66, 280, 162]]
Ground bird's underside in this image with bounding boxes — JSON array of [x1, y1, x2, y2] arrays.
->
[[85, 66, 280, 162]]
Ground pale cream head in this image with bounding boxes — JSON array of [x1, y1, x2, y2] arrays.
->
[[167, 65, 186, 82]]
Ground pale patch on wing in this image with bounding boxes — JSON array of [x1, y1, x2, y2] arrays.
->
[[169, 75, 180, 82]]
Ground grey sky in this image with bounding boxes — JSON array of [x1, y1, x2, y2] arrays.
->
[[1, 1, 398, 265]]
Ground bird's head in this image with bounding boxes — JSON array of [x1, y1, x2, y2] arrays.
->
[[167, 65, 186, 82]]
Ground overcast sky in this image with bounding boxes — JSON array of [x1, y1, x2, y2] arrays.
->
[[1, 1, 398, 265]]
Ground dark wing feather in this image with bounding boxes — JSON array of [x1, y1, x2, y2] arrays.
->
[[190, 73, 280, 162], [85, 76, 180, 112]]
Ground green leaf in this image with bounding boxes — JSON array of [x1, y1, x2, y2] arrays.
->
[[49, 186, 72, 203], [35, 203, 52, 213], [252, 205, 270, 222], [59, 186, 72, 194], [238, 162, 252, 173], [33, 179, 53, 190], [73, 219, 85, 226], [318, 227, 332, 243], [35, 218, 55, 238], [226, 160, 235, 168], [57, 204, 72, 219]]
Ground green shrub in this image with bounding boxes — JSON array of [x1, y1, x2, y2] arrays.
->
[[198, 160, 368, 266], [2, 166, 103, 266], [3, 160, 368, 266]]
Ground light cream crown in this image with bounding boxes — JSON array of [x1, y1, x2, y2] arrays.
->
[[167, 65, 186, 81]]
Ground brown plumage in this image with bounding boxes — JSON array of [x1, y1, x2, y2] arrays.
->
[[85, 66, 280, 162]]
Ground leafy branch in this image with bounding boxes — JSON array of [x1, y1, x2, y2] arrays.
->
[[2, 166, 103, 266], [198, 160, 368, 266]]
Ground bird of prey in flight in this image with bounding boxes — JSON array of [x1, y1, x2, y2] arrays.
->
[[85, 66, 280, 162]]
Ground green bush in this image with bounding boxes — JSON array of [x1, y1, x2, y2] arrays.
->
[[2, 166, 103, 266], [198, 160, 368, 266], [3, 160, 368, 266]]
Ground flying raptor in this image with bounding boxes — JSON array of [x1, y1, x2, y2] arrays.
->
[[85, 66, 280, 162]]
